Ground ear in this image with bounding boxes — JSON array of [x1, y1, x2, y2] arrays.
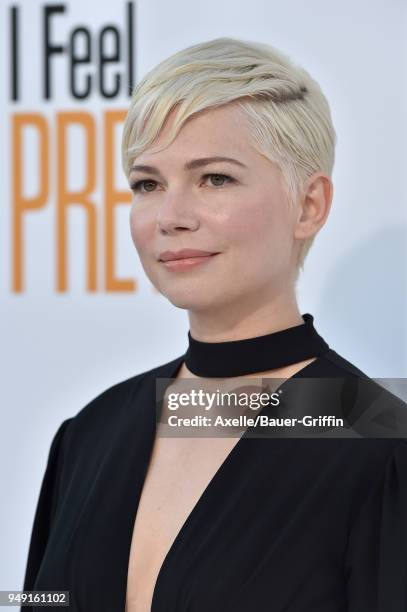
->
[[294, 172, 334, 240]]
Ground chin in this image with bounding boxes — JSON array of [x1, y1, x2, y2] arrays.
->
[[162, 292, 210, 311], [155, 281, 210, 307], [166, 287, 239, 313]]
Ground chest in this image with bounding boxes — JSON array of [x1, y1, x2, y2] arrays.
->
[[125, 433, 241, 612]]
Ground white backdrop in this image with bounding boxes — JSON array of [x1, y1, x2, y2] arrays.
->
[[1, 0, 406, 597]]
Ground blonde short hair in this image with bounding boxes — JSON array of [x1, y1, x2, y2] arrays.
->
[[122, 37, 337, 273]]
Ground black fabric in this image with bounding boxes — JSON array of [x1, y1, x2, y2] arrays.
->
[[21, 316, 407, 611], [185, 312, 329, 377]]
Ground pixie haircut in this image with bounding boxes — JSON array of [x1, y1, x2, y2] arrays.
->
[[122, 37, 337, 273]]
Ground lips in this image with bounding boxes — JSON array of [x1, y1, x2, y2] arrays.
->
[[159, 249, 218, 262]]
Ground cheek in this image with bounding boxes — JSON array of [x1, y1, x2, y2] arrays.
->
[[129, 204, 154, 253], [231, 197, 292, 262], [232, 197, 281, 243]]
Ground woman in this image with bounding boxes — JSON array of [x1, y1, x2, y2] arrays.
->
[[22, 37, 407, 611]]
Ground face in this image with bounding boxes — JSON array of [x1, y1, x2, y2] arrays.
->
[[128, 103, 300, 313]]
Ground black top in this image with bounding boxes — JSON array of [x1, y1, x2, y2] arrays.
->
[[21, 314, 407, 611]]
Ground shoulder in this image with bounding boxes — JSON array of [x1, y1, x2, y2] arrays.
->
[[310, 347, 374, 378], [61, 354, 184, 438], [314, 348, 405, 412], [301, 346, 407, 456], [296, 349, 407, 523]]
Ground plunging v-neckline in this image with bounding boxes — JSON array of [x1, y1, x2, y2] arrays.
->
[[125, 353, 326, 611]]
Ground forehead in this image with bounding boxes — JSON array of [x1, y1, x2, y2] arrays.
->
[[139, 103, 253, 160]]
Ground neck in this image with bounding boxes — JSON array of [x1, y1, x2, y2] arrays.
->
[[187, 293, 302, 343], [175, 356, 318, 382], [183, 307, 330, 379]]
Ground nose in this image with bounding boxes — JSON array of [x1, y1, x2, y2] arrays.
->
[[157, 189, 200, 235]]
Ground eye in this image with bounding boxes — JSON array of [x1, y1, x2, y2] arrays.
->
[[202, 173, 235, 188], [129, 173, 235, 194], [129, 179, 158, 193]]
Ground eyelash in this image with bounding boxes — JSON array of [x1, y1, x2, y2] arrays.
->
[[129, 173, 235, 194]]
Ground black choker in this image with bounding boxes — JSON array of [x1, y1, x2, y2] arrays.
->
[[184, 313, 330, 377]]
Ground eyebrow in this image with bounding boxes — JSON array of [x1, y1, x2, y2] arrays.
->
[[129, 156, 247, 175]]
